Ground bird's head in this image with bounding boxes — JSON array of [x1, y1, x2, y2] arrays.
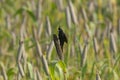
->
[[58, 27, 62, 32]]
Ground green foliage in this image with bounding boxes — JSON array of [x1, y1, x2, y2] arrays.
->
[[0, 0, 120, 80], [14, 7, 36, 22], [7, 67, 17, 80], [49, 60, 67, 80]]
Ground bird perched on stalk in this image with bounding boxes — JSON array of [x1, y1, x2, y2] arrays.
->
[[58, 27, 68, 51]]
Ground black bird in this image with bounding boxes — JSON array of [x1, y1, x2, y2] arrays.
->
[[58, 27, 68, 51]]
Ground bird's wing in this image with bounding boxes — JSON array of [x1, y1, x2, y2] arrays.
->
[[64, 33, 68, 43]]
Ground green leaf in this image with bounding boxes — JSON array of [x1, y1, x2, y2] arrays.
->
[[49, 60, 67, 80], [27, 62, 34, 79], [26, 9, 37, 22], [56, 61, 67, 80], [81, 64, 87, 79], [13, 8, 24, 16], [7, 67, 17, 80], [56, 61, 66, 73], [49, 60, 57, 80], [14, 7, 36, 22]]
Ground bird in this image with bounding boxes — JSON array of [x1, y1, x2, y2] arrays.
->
[[58, 27, 68, 51]]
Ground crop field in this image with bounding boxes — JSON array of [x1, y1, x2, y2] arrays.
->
[[0, 0, 120, 80]]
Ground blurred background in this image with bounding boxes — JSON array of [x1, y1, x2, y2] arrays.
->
[[0, 0, 120, 80]]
